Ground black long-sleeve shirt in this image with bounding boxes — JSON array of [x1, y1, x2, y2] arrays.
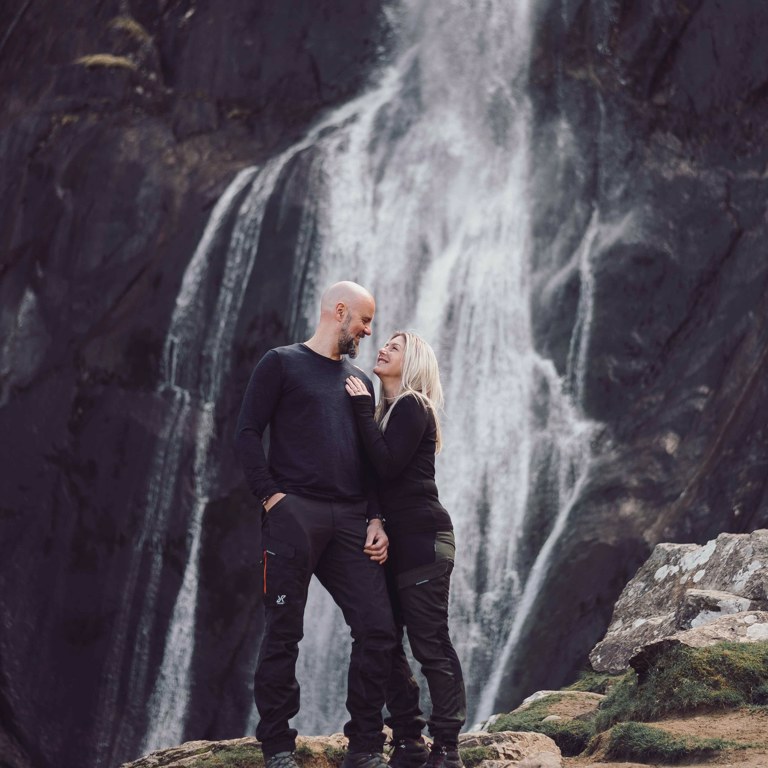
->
[[235, 343, 380, 514], [350, 393, 452, 534]]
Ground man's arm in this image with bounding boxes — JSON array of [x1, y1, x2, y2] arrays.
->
[[234, 349, 283, 505]]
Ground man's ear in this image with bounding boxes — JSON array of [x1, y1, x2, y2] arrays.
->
[[335, 302, 347, 322]]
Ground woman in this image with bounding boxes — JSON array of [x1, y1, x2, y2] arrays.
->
[[345, 332, 466, 768]]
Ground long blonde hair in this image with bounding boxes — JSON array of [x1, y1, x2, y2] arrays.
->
[[375, 331, 444, 453]]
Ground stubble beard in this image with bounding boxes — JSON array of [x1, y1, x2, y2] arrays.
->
[[338, 318, 359, 358]]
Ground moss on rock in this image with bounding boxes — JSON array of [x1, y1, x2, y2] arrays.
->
[[596, 640, 768, 730], [595, 721, 738, 763], [488, 694, 594, 756]]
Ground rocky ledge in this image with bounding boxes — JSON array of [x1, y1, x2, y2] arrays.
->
[[122, 532, 768, 768], [120, 732, 562, 768]]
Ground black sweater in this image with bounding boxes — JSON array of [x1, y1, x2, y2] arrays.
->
[[350, 393, 452, 534], [235, 343, 379, 513]]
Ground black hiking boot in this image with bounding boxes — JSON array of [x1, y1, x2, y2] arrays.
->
[[266, 752, 300, 768], [425, 744, 463, 768], [341, 751, 389, 768], [388, 737, 429, 768]]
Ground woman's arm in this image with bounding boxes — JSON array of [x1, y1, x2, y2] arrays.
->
[[346, 376, 427, 478]]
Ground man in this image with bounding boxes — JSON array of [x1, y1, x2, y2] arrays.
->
[[235, 281, 396, 768]]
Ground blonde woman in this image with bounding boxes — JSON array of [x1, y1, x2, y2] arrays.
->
[[346, 332, 466, 768]]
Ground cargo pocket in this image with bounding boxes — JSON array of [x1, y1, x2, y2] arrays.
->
[[261, 533, 301, 608], [396, 559, 452, 589]]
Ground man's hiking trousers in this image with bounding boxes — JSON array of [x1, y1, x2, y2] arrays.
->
[[255, 494, 396, 757]]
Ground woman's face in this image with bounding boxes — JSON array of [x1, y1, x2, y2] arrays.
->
[[373, 334, 405, 381]]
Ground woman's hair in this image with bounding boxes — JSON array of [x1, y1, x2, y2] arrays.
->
[[375, 331, 444, 453]]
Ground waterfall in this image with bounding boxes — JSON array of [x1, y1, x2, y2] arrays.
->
[[94, 168, 257, 768], [137, 164, 274, 754], [117, 0, 603, 754], [282, 0, 600, 729]]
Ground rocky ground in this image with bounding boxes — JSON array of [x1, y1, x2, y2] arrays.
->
[[119, 530, 768, 768], [121, 704, 768, 768], [564, 708, 768, 768]]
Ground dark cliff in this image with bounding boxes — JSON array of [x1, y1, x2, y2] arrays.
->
[[498, 0, 768, 711], [0, 3, 390, 767]]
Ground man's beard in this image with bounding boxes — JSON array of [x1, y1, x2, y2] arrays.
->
[[338, 319, 359, 358]]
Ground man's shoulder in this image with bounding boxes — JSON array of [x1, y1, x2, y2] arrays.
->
[[346, 361, 373, 384], [271, 343, 305, 358], [253, 344, 305, 373]]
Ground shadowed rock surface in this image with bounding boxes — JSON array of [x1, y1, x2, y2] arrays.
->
[[492, 0, 768, 711]]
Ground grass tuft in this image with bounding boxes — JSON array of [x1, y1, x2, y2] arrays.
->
[[109, 16, 152, 43], [204, 742, 264, 767], [75, 54, 136, 71], [595, 641, 768, 730], [319, 744, 346, 765], [486, 642, 768, 760], [458, 746, 494, 768], [601, 722, 736, 763], [566, 668, 627, 694], [488, 694, 594, 756]]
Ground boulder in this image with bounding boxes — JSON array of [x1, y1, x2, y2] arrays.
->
[[120, 734, 346, 768], [630, 611, 768, 679], [516, 691, 605, 721], [590, 530, 768, 672], [458, 731, 562, 767], [515, 755, 561, 768]]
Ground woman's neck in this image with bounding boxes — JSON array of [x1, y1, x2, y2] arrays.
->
[[379, 377, 401, 402]]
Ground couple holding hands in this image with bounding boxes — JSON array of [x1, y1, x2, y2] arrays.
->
[[235, 281, 466, 768]]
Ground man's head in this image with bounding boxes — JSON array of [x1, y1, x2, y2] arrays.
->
[[319, 281, 375, 359]]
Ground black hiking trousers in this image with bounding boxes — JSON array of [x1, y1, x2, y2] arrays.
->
[[384, 530, 467, 748], [255, 494, 396, 758]]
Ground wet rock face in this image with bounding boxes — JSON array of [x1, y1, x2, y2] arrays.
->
[[496, 0, 768, 712], [589, 530, 768, 673], [0, 3, 389, 768]]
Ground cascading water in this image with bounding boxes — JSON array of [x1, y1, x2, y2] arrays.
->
[[286, 0, 598, 730], [94, 168, 258, 768], [114, 0, 602, 756]]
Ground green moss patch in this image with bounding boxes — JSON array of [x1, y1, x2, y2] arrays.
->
[[599, 722, 737, 764], [198, 742, 264, 768], [458, 746, 494, 768], [566, 668, 628, 695], [319, 744, 346, 766], [596, 641, 768, 730], [487, 641, 768, 760], [108, 16, 151, 43], [488, 694, 594, 756]]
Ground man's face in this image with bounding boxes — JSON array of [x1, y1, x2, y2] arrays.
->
[[338, 297, 375, 358]]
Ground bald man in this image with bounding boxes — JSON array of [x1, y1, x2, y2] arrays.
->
[[235, 282, 395, 768]]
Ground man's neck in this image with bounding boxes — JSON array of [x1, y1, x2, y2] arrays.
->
[[304, 334, 341, 360]]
